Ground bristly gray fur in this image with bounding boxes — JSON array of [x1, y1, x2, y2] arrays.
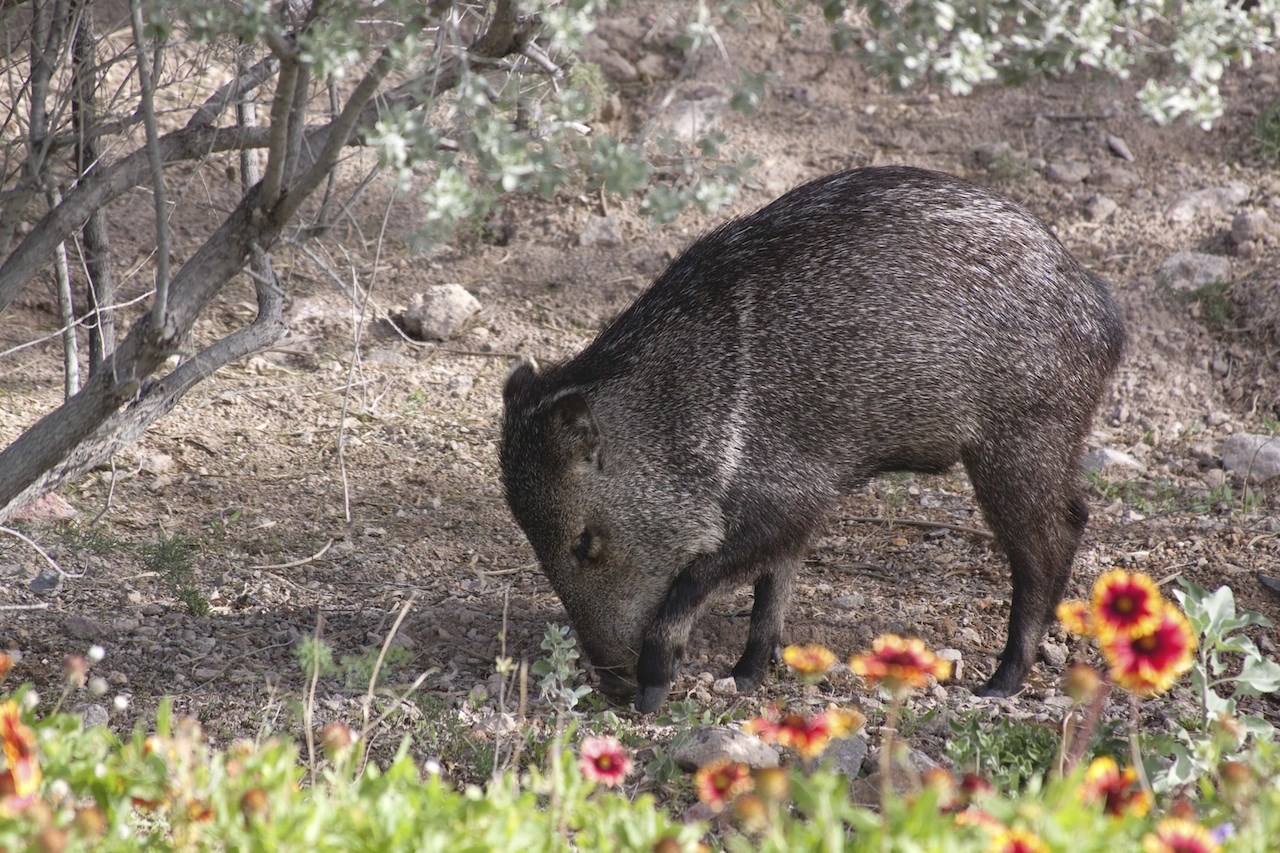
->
[[499, 165, 1126, 712]]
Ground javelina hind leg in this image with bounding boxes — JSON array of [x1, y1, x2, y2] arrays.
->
[[731, 557, 799, 692], [962, 441, 1087, 697]]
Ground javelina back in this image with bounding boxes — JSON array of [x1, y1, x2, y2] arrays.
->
[[500, 165, 1125, 712]]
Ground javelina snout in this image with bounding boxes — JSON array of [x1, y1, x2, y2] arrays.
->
[[500, 165, 1125, 713]]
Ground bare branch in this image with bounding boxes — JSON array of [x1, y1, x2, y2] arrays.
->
[[260, 56, 298, 211], [73, 0, 116, 373], [129, 0, 172, 336]]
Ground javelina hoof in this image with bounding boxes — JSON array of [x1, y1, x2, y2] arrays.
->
[[635, 684, 670, 713], [730, 642, 782, 693], [975, 659, 1027, 698]]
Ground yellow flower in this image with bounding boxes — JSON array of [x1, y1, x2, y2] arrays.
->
[[782, 643, 837, 678], [1141, 817, 1222, 853], [987, 826, 1051, 853], [1056, 599, 1094, 637]]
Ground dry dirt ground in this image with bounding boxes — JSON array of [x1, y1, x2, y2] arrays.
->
[[2, 7, 1279, 785]]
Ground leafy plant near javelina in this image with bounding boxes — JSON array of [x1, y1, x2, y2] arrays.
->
[[3, 577, 1279, 851]]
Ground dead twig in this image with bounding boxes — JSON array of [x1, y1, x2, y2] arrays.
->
[[845, 516, 994, 539], [251, 538, 335, 571], [0, 524, 82, 578]]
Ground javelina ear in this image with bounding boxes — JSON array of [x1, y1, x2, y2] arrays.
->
[[503, 357, 540, 405], [548, 392, 601, 466]]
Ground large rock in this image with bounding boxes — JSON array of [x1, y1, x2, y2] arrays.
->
[[402, 285, 481, 341], [1081, 447, 1145, 473], [670, 725, 779, 771], [1166, 183, 1250, 224], [1159, 252, 1231, 292], [1222, 433, 1280, 483]]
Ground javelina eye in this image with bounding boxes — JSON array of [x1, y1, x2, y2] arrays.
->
[[572, 530, 594, 565]]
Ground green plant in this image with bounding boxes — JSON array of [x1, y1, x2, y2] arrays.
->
[[1190, 279, 1235, 331], [530, 623, 593, 712], [1147, 580, 1280, 790], [1256, 100, 1280, 161], [143, 531, 208, 616], [946, 712, 1062, 793]]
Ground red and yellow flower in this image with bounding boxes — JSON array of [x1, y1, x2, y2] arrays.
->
[[745, 709, 836, 758], [0, 652, 13, 685], [1080, 756, 1152, 818], [850, 634, 951, 694], [1101, 605, 1196, 697], [987, 826, 1051, 853], [694, 757, 753, 810], [578, 735, 633, 787], [781, 643, 837, 678], [1141, 817, 1222, 853], [1056, 599, 1094, 637], [0, 700, 40, 815], [1091, 570, 1164, 639]]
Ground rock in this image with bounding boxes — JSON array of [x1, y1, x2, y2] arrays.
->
[[1159, 252, 1231, 292], [833, 593, 865, 609], [1041, 639, 1068, 667], [1091, 167, 1138, 188], [402, 285, 481, 341], [578, 214, 623, 247], [656, 97, 726, 142], [671, 725, 780, 771], [635, 53, 668, 80], [712, 676, 738, 696], [601, 93, 624, 122], [29, 570, 62, 596], [1046, 160, 1090, 184], [1166, 182, 1250, 223], [1231, 210, 1271, 244], [937, 648, 964, 682], [9, 493, 77, 524], [820, 734, 869, 780], [1105, 134, 1135, 161], [447, 374, 474, 396], [1085, 195, 1118, 223], [1221, 433, 1280, 483], [598, 53, 637, 82], [1081, 447, 1145, 472], [1202, 468, 1227, 490], [63, 615, 109, 641], [79, 704, 109, 729], [140, 453, 174, 475], [972, 142, 1014, 169]]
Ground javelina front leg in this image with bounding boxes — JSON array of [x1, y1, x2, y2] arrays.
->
[[635, 531, 808, 712], [731, 559, 798, 692]]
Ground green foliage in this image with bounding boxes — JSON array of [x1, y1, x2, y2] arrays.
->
[[1188, 279, 1235, 332], [1254, 100, 1280, 161], [142, 531, 208, 616], [1148, 581, 1278, 791], [5, 575, 1280, 852], [1085, 471, 1181, 515], [530, 623, 593, 712], [946, 712, 1061, 793], [848, 0, 1280, 129]]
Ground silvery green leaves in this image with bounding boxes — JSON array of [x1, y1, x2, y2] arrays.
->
[[531, 623, 594, 712], [850, 0, 1279, 128], [1149, 579, 1279, 791]]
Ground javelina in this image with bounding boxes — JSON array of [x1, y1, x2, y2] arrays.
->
[[500, 165, 1125, 712]]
